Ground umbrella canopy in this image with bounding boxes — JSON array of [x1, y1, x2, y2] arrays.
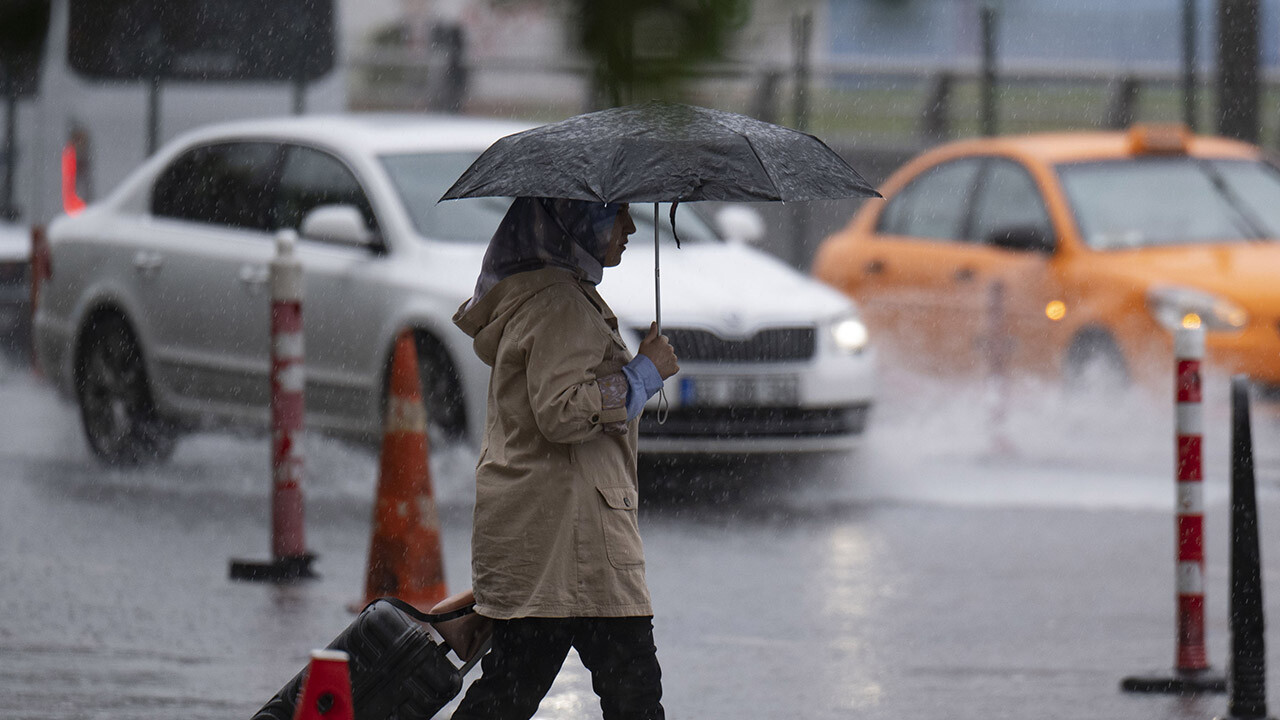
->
[[440, 101, 880, 204]]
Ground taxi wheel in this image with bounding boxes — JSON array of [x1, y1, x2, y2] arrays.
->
[[1064, 331, 1130, 396], [74, 313, 177, 466]]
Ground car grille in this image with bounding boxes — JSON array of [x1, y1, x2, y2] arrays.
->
[[639, 404, 869, 439], [641, 326, 816, 363]]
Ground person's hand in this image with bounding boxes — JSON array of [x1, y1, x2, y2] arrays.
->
[[639, 321, 679, 379]]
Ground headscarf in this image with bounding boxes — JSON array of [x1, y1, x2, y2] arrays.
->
[[467, 197, 621, 308]]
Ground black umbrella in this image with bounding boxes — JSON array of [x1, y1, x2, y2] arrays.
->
[[440, 102, 880, 417], [440, 101, 879, 204]]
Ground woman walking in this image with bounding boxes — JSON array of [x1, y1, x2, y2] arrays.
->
[[452, 197, 678, 720]]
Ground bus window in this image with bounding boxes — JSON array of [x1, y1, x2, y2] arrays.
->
[[67, 0, 334, 81]]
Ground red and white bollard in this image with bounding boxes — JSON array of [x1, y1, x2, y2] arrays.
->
[[231, 230, 316, 582], [1121, 324, 1225, 693], [1173, 325, 1209, 671]]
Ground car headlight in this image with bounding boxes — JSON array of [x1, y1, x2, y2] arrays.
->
[[830, 314, 870, 353], [1146, 286, 1248, 332]]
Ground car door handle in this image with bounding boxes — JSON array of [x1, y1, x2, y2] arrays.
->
[[132, 251, 163, 275], [953, 266, 976, 283], [864, 258, 885, 276], [238, 265, 270, 291]]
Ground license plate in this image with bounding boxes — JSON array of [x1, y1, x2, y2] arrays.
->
[[678, 375, 798, 407]]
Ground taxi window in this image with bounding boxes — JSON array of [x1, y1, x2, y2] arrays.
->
[[1058, 157, 1280, 249], [970, 160, 1052, 244], [876, 158, 982, 241]]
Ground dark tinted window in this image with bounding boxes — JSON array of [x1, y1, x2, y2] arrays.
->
[[970, 160, 1052, 244], [876, 158, 983, 241], [0, 0, 50, 97], [68, 0, 333, 81], [152, 142, 278, 230], [274, 146, 377, 233]]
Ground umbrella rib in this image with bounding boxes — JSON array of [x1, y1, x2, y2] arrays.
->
[[739, 133, 786, 201]]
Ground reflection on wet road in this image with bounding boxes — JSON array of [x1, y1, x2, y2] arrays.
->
[[3, 360, 1280, 719]]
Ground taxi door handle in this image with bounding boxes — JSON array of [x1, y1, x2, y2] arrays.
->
[[953, 266, 976, 283], [864, 258, 885, 276]]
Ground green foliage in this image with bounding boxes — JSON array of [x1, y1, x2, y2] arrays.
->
[[572, 0, 750, 106]]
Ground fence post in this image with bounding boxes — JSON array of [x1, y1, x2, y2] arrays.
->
[[1216, 0, 1261, 143], [920, 72, 953, 145], [1182, 0, 1199, 131], [1105, 76, 1140, 129], [788, 11, 813, 269], [980, 4, 998, 137]]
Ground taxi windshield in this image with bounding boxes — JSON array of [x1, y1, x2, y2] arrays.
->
[[1057, 157, 1280, 249], [380, 151, 719, 244]]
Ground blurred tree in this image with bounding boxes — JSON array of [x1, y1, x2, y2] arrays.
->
[[494, 0, 750, 108]]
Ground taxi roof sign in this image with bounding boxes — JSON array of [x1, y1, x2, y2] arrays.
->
[[1128, 124, 1191, 155]]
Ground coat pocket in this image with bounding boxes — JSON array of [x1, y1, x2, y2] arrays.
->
[[595, 486, 645, 569]]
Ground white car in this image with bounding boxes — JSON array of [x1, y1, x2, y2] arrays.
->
[[33, 115, 875, 465]]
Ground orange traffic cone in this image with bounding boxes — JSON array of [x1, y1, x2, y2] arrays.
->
[[358, 330, 447, 610], [293, 650, 354, 720]]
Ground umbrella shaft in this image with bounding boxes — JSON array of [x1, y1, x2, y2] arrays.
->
[[654, 202, 661, 334]]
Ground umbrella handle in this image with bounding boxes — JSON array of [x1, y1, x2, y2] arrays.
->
[[654, 202, 668, 424]]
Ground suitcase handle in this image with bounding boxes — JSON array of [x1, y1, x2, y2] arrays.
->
[[366, 597, 476, 624]]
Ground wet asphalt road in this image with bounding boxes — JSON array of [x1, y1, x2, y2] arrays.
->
[[4, 359, 1280, 720]]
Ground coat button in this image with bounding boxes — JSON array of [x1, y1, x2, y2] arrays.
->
[[623, 497, 631, 507], [591, 414, 600, 423]]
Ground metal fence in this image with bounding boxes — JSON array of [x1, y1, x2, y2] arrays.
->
[[349, 50, 1280, 153]]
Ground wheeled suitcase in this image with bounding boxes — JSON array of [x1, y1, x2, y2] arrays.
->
[[251, 594, 491, 720]]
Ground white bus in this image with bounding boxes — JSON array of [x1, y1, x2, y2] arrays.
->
[[3, 0, 347, 228]]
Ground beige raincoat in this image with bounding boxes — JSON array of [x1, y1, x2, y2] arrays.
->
[[453, 267, 651, 620]]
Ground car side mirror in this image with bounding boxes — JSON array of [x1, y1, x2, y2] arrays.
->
[[987, 225, 1054, 254], [714, 205, 766, 246], [299, 205, 375, 248]]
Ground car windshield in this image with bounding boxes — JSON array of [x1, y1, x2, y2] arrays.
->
[[1057, 157, 1280, 249], [380, 151, 720, 244]]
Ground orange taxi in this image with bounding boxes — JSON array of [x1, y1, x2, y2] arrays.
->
[[812, 125, 1280, 391]]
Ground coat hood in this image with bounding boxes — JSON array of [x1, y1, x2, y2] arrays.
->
[[453, 267, 591, 366]]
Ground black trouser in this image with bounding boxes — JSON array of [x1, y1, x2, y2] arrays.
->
[[451, 616, 664, 720]]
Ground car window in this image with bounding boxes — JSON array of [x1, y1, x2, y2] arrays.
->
[[381, 152, 508, 242], [152, 142, 278, 231], [970, 160, 1052, 244], [1057, 157, 1280, 249], [1208, 159, 1280, 237], [876, 158, 983, 241], [274, 146, 378, 233]]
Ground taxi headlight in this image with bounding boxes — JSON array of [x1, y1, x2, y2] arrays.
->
[[1146, 286, 1248, 332], [830, 314, 870, 353]]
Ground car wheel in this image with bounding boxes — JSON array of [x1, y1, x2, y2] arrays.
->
[[1064, 330, 1129, 396], [412, 333, 467, 445], [75, 313, 176, 466]]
